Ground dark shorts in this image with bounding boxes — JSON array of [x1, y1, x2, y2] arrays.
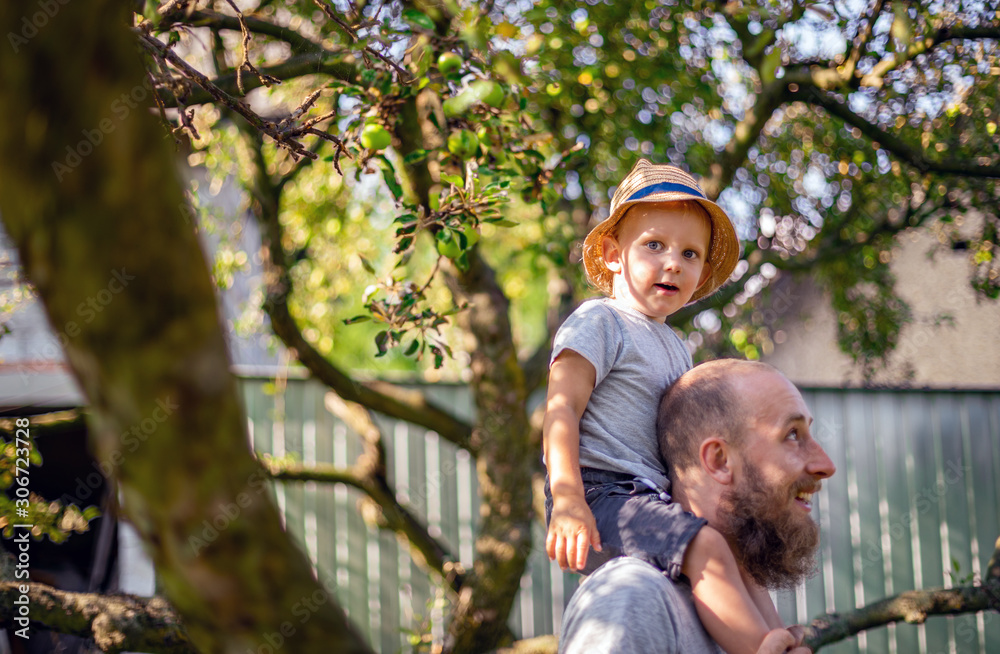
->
[[544, 468, 707, 579]]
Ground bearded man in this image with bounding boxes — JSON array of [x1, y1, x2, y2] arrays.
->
[[558, 360, 835, 654]]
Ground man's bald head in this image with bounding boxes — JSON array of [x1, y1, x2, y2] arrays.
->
[[657, 359, 779, 477]]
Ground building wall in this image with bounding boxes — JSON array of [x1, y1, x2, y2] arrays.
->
[[763, 225, 1000, 388]]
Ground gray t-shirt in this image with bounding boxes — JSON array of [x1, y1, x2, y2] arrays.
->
[[559, 557, 723, 654], [551, 298, 692, 490]]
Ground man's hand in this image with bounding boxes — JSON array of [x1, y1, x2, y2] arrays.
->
[[546, 495, 602, 570], [757, 628, 812, 654]]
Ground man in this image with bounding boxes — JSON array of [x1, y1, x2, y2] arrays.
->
[[559, 360, 836, 654]]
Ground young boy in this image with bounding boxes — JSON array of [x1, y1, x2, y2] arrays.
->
[[543, 160, 783, 654]]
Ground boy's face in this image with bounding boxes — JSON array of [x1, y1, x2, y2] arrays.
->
[[601, 203, 713, 321]]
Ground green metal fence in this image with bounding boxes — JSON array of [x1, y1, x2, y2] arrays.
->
[[237, 376, 1000, 654]]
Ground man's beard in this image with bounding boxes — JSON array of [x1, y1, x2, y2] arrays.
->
[[716, 462, 820, 590]]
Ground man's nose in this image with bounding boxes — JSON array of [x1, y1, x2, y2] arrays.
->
[[806, 441, 836, 479]]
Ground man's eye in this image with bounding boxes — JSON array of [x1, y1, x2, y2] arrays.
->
[[786, 429, 799, 441]]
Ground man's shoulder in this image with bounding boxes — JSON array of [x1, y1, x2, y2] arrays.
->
[[559, 558, 723, 654]]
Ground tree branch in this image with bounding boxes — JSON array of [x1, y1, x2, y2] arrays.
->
[[0, 409, 85, 439], [236, 126, 475, 451], [702, 81, 789, 200], [0, 2, 373, 647], [0, 580, 196, 654], [155, 51, 361, 108], [786, 22, 1000, 90], [161, 9, 324, 54], [840, 0, 886, 82], [802, 88, 1000, 178], [803, 577, 1000, 651], [859, 25, 1000, 89], [309, 0, 415, 84], [266, 458, 465, 592]]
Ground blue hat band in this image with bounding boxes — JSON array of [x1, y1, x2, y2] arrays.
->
[[626, 181, 705, 202]]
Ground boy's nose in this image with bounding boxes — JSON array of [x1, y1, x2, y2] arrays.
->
[[662, 252, 682, 272]]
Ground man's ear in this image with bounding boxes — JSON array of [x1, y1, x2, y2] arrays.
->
[[699, 437, 733, 485], [696, 261, 713, 290], [601, 236, 622, 273]]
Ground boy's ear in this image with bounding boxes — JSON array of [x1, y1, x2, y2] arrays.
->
[[602, 235, 623, 273], [700, 437, 733, 485], [696, 261, 713, 290]]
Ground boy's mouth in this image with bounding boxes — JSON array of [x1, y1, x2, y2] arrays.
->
[[654, 283, 679, 293]]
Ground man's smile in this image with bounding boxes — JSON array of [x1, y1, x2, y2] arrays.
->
[[792, 482, 821, 511]]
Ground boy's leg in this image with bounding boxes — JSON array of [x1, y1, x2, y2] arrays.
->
[[585, 478, 772, 654], [584, 476, 704, 577]]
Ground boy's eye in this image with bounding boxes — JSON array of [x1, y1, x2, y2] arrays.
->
[[646, 241, 662, 251], [683, 249, 699, 259]]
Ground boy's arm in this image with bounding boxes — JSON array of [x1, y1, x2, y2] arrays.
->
[[740, 568, 785, 630], [682, 526, 771, 654], [543, 350, 599, 571]]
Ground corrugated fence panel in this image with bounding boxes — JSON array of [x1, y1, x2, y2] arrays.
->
[[236, 377, 1000, 653], [772, 390, 1000, 654]]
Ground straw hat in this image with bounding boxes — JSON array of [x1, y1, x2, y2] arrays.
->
[[583, 159, 741, 303]]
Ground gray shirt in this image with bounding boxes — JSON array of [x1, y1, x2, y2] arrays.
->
[[551, 298, 692, 490], [559, 557, 724, 654]]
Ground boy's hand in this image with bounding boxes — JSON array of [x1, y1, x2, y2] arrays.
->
[[757, 628, 811, 654], [546, 496, 601, 571], [786, 625, 808, 649]]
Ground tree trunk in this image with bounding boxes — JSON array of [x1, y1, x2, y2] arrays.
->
[[441, 250, 536, 653], [0, 3, 370, 652]]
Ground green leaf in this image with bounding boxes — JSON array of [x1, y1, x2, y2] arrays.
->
[[441, 173, 464, 186], [402, 9, 435, 31], [358, 256, 376, 275], [376, 155, 404, 201], [343, 315, 371, 325], [374, 330, 389, 356], [404, 339, 420, 356], [403, 149, 429, 165]]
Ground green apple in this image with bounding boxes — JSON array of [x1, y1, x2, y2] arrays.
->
[[470, 80, 505, 108], [436, 230, 462, 258], [447, 129, 479, 159], [437, 51, 463, 77], [442, 80, 506, 118], [360, 124, 391, 150], [463, 224, 480, 248]]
